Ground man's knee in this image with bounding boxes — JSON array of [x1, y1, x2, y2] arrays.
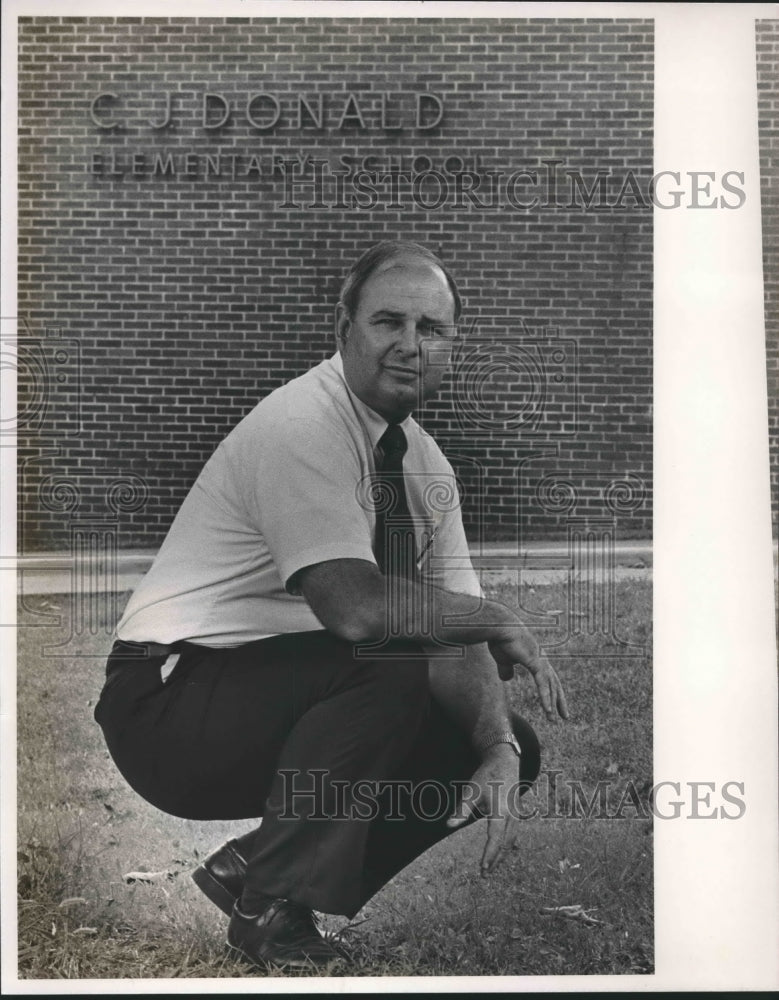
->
[[358, 644, 430, 713]]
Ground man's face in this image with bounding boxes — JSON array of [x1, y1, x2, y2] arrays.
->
[[336, 255, 457, 423]]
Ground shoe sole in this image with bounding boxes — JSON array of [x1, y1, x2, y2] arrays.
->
[[191, 864, 237, 916]]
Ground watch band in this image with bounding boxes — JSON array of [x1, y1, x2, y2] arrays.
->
[[474, 731, 522, 758]]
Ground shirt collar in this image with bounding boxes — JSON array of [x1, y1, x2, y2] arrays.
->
[[328, 352, 412, 452]]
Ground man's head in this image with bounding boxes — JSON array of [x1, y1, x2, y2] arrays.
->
[[335, 241, 462, 423]]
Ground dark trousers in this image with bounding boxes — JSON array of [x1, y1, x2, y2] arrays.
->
[[95, 631, 541, 918]]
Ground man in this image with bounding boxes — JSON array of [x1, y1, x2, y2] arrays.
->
[[95, 240, 568, 972]]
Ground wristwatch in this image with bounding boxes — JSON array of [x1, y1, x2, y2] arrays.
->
[[474, 731, 522, 758]]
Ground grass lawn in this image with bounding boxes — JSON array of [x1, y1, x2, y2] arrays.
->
[[16, 576, 652, 980]]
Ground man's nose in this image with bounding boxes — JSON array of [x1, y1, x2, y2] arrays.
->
[[397, 320, 422, 353]]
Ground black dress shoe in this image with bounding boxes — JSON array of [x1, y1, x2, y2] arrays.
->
[[227, 898, 344, 970], [192, 839, 247, 916]]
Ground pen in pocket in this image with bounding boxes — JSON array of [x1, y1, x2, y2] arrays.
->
[[416, 525, 439, 570]]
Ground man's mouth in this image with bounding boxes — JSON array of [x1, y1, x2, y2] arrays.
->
[[383, 365, 420, 379]]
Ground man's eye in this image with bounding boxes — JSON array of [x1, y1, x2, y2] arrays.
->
[[423, 325, 454, 339]]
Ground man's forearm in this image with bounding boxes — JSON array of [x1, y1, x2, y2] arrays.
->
[[380, 576, 542, 667], [298, 559, 543, 677]]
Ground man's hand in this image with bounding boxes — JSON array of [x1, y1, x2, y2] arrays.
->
[[446, 745, 522, 876], [488, 637, 569, 723]]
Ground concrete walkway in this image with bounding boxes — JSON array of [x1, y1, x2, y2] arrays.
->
[[14, 541, 652, 596]]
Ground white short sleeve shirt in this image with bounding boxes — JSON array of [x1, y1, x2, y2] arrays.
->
[[116, 353, 482, 647]]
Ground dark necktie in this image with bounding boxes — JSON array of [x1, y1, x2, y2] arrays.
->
[[374, 423, 418, 579]]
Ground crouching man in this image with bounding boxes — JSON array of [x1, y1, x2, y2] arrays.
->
[[95, 240, 568, 971]]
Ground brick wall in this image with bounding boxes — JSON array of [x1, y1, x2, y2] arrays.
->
[[17, 17, 654, 551], [757, 20, 779, 538]]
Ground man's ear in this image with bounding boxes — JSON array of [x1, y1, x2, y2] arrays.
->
[[334, 303, 350, 350]]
